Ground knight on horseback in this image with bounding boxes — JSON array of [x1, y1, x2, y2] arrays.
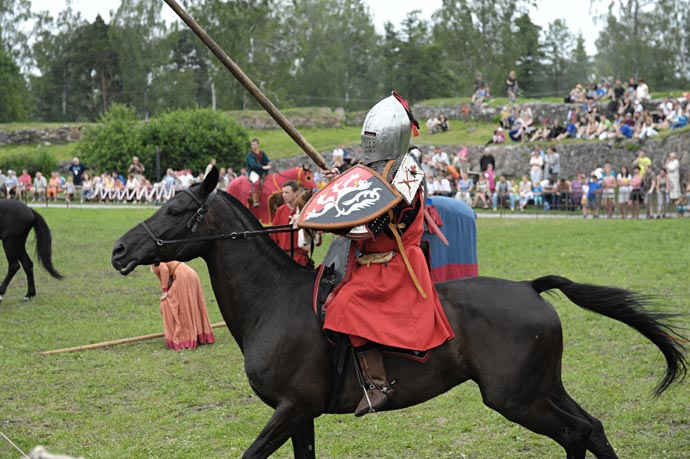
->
[[247, 138, 271, 207], [316, 93, 456, 416]]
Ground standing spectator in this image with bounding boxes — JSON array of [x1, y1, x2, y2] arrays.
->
[[529, 149, 544, 186], [33, 171, 47, 202], [632, 149, 651, 176], [643, 164, 656, 219], [151, 261, 215, 351], [616, 166, 632, 219], [69, 157, 88, 187], [128, 156, 145, 179], [545, 146, 560, 182], [655, 167, 672, 218], [630, 166, 644, 219], [665, 152, 681, 204], [506, 70, 518, 103], [584, 173, 601, 218], [479, 148, 495, 172], [246, 138, 271, 207], [601, 164, 617, 218]]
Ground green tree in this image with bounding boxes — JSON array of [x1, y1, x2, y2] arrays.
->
[[138, 108, 249, 174], [77, 104, 143, 174], [542, 19, 575, 97], [0, 47, 29, 121], [570, 35, 591, 86], [285, 0, 382, 109], [110, 0, 169, 118], [512, 13, 544, 97], [382, 11, 455, 103]]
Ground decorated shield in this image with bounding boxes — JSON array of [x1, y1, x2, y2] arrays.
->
[[391, 153, 425, 204], [298, 164, 402, 230]]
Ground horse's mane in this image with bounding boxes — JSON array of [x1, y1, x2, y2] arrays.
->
[[214, 190, 311, 270]]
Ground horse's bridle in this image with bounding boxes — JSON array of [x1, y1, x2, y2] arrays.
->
[[138, 188, 296, 265]]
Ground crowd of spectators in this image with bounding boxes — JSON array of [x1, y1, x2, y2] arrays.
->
[[497, 78, 689, 145], [410, 143, 688, 219], [0, 156, 241, 205]]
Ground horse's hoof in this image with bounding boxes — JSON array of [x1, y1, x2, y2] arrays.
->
[[0, 295, 3, 303], [22, 296, 32, 302]]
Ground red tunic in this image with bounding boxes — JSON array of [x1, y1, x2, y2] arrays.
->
[[271, 204, 310, 266], [323, 195, 455, 351]]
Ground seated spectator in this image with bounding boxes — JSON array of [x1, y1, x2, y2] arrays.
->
[[5, 170, 19, 199], [518, 175, 533, 211], [548, 119, 567, 141], [492, 176, 515, 211], [636, 79, 650, 101], [472, 174, 490, 209], [570, 173, 585, 209], [63, 176, 76, 204], [530, 118, 551, 142], [431, 146, 450, 171], [47, 171, 61, 202], [438, 114, 450, 132], [18, 169, 32, 198], [639, 117, 659, 140], [426, 115, 441, 134], [455, 171, 474, 206], [556, 178, 572, 210], [499, 105, 514, 129], [33, 171, 47, 202], [81, 172, 95, 203], [541, 178, 558, 210]]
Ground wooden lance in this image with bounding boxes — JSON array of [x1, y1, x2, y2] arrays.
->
[[163, 0, 330, 171], [40, 322, 227, 355]]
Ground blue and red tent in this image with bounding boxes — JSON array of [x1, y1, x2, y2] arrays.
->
[[422, 196, 478, 282]]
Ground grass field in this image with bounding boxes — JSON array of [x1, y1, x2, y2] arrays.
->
[[0, 206, 688, 458]]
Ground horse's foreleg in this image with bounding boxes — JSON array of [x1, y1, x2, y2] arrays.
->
[[291, 418, 316, 459], [243, 403, 314, 459]]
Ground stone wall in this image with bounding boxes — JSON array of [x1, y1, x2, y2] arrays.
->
[[0, 126, 83, 146], [272, 130, 690, 186]]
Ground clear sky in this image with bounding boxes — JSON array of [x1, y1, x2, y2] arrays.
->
[[30, 0, 600, 54]]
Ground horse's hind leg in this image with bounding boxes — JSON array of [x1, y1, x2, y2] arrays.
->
[[243, 403, 315, 459], [291, 419, 316, 459], [482, 389, 593, 459], [17, 245, 36, 299], [0, 246, 22, 300], [551, 389, 618, 459]]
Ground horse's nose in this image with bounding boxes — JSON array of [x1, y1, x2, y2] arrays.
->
[[111, 242, 126, 267]]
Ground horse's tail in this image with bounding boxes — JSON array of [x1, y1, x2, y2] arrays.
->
[[531, 275, 687, 396], [30, 209, 63, 280]]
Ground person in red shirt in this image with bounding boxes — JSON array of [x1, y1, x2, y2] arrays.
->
[[271, 180, 319, 267]]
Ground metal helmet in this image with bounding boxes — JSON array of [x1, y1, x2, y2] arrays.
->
[[361, 92, 416, 162]]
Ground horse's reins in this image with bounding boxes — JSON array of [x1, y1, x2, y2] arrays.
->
[[139, 188, 301, 265]]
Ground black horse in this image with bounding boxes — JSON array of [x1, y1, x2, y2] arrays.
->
[[111, 168, 687, 459], [0, 199, 62, 302]]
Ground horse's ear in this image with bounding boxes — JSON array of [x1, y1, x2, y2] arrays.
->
[[203, 166, 219, 195]]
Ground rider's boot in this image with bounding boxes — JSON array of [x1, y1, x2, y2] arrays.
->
[[354, 348, 394, 416]]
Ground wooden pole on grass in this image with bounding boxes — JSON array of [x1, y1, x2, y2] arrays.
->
[[40, 322, 227, 355]]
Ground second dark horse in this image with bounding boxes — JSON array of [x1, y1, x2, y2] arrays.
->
[[0, 199, 62, 302], [111, 168, 687, 459]]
